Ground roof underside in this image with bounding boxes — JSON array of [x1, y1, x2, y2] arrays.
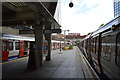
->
[[2, 2, 60, 30]]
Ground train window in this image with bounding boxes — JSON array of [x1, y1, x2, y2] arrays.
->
[[92, 38, 96, 54], [9, 42, 13, 51], [86, 39, 88, 53], [82, 42, 83, 48], [91, 38, 94, 54], [96, 37, 99, 54], [2, 40, 7, 51], [19, 41, 24, 49], [101, 35, 112, 61], [116, 33, 120, 66], [15, 42, 19, 50], [87, 39, 90, 53], [93, 38, 95, 54], [84, 40, 86, 52]]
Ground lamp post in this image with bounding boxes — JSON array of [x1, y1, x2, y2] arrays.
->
[[59, 38, 62, 54], [59, 36, 64, 54], [59, 30, 69, 53]]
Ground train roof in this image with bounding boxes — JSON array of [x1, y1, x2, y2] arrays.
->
[[91, 16, 120, 36], [0, 33, 35, 41], [51, 40, 64, 43], [80, 16, 120, 42], [80, 33, 93, 41], [0, 34, 64, 43]]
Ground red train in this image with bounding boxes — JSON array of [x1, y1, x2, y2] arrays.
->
[[51, 40, 64, 50], [1, 34, 64, 62]]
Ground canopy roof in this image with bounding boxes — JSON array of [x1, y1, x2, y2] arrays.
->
[[2, 1, 60, 30]]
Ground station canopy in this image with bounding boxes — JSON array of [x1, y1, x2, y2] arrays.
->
[[1, 0, 61, 34]]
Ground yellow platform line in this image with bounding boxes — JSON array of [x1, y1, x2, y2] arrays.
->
[[1, 57, 28, 64], [80, 52, 94, 78], [76, 47, 95, 78]]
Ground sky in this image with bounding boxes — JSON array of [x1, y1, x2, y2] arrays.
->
[[54, 0, 114, 35]]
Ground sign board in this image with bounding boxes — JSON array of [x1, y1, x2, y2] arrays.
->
[[19, 29, 62, 34], [44, 29, 61, 33], [19, 30, 34, 34], [68, 33, 81, 36]]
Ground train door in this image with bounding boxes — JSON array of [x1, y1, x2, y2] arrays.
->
[[18, 40, 24, 57], [91, 34, 102, 74], [0, 39, 1, 61], [87, 38, 92, 62], [85, 39, 89, 58], [8, 40, 19, 58], [116, 32, 120, 78], [116, 33, 120, 66], [100, 31, 117, 78], [24, 41, 30, 56], [2, 39, 9, 61]]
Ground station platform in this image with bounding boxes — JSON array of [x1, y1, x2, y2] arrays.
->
[[2, 46, 99, 80]]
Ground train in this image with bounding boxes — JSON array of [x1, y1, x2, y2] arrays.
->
[[51, 40, 64, 50], [0, 33, 65, 62], [77, 16, 120, 79]]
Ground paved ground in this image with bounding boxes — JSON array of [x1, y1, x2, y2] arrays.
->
[[2, 46, 97, 80]]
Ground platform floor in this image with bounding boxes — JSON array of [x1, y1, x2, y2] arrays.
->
[[2, 46, 98, 80]]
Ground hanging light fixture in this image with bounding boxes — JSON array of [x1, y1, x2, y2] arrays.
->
[[69, 0, 74, 8]]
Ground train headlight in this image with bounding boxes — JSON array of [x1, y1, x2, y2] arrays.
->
[[111, 25, 116, 30]]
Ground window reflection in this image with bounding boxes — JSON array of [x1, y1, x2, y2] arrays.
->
[[9, 42, 13, 51], [101, 35, 112, 61], [2, 40, 7, 51]]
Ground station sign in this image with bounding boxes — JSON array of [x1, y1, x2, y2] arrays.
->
[[68, 33, 81, 36], [19, 29, 61, 34], [44, 29, 61, 33]]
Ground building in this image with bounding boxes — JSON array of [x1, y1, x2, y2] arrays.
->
[[114, 0, 120, 17]]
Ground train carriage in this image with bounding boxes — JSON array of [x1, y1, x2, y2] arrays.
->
[[1, 34, 33, 61], [51, 40, 64, 50], [1, 34, 65, 62], [78, 16, 120, 79]]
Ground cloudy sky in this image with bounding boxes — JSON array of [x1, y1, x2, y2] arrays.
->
[[54, 0, 114, 35]]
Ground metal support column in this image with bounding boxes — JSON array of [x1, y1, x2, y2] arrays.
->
[[34, 26, 44, 67], [45, 33, 51, 61], [27, 25, 44, 70], [27, 41, 35, 70]]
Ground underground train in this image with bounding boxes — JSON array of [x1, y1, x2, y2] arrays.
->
[[77, 16, 120, 79], [0, 34, 64, 62], [51, 40, 64, 50]]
